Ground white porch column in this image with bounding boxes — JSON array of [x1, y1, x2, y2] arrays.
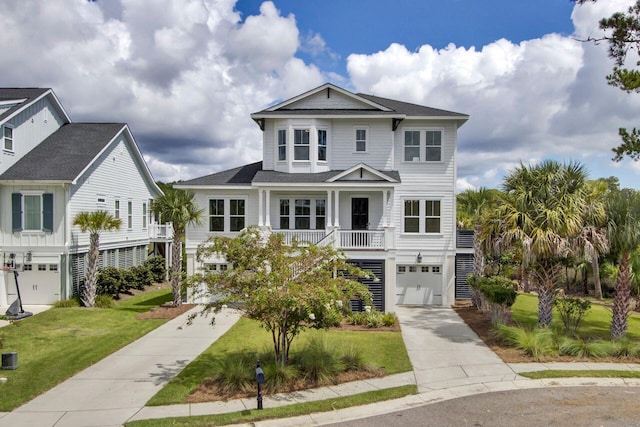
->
[[258, 189, 264, 227], [382, 189, 388, 227], [326, 190, 332, 229], [265, 189, 271, 227], [334, 190, 340, 228]]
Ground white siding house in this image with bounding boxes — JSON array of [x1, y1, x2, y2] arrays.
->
[[177, 84, 468, 311], [0, 88, 169, 305]]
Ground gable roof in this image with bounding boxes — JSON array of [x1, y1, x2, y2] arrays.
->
[[0, 88, 71, 125], [177, 161, 400, 188], [250, 83, 468, 126]]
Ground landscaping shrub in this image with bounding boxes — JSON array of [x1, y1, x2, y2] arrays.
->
[[53, 297, 80, 308], [382, 313, 397, 327], [559, 338, 616, 358], [610, 338, 640, 358], [364, 311, 383, 328], [295, 336, 343, 384], [318, 308, 344, 328], [554, 296, 591, 337], [96, 267, 126, 298], [341, 345, 374, 372], [347, 312, 366, 326], [130, 265, 154, 290], [263, 362, 299, 393], [469, 275, 517, 325], [211, 352, 255, 394], [495, 324, 555, 359], [144, 255, 166, 283], [94, 294, 115, 309]]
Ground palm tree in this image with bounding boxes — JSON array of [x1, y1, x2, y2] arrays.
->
[[152, 188, 204, 306], [481, 161, 589, 328], [73, 211, 122, 307], [607, 190, 640, 339], [457, 188, 499, 277]]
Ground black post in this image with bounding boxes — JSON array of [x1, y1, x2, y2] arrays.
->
[[255, 360, 264, 410]]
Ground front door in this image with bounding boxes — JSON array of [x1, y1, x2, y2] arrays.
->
[[351, 198, 368, 230]]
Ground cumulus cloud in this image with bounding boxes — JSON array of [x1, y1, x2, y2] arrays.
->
[[347, 0, 639, 190]]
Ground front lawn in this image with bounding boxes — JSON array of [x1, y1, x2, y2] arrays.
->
[[0, 289, 173, 411], [147, 317, 412, 406]]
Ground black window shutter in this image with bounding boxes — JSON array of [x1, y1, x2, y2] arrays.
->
[[43, 193, 54, 232], [11, 193, 22, 232]]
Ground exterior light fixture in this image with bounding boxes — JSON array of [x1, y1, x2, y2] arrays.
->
[[416, 252, 422, 264]]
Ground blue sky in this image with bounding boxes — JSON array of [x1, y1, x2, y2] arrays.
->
[[0, 0, 638, 190]]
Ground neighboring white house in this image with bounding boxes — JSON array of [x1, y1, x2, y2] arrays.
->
[[177, 83, 469, 312], [0, 88, 171, 305]]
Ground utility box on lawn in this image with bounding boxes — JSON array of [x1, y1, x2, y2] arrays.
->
[[1, 352, 17, 370]]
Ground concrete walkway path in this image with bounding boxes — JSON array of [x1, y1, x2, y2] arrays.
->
[[0, 306, 241, 427]]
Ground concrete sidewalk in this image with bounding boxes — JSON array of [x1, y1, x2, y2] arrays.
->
[[0, 306, 241, 427]]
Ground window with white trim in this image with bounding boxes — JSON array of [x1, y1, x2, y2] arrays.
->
[[209, 199, 224, 231], [114, 200, 120, 219], [317, 129, 327, 161], [277, 129, 287, 161], [3, 125, 14, 151], [229, 199, 245, 232], [403, 130, 443, 162], [127, 201, 133, 229], [280, 199, 290, 229], [404, 200, 420, 233], [355, 128, 367, 152], [12, 192, 54, 232], [142, 202, 147, 229], [294, 129, 310, 160], [403, 199, 441, 233], [315, 199, 325, 229], [294, 199, 310, 229]]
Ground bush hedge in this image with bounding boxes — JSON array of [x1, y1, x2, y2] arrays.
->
[[468, 275, 518, 326], [96, 256, 166, 298]]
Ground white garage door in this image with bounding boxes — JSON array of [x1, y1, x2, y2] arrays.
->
[[396, 265, 442, 305], [6, 264, 60, 305]]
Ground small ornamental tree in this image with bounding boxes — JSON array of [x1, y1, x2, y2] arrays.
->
[[189, 227, 373, 367]]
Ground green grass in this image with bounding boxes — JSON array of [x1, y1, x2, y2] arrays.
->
[[511, 293, 640, 339], [520, 370, 640, 380], [127, 384, 417, 427], [147, 317, 412, 406], [0, 289, 173, 411]]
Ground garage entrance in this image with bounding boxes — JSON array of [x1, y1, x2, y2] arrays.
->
[[5, 264, 60, 305], [396, 265, 442, 305]]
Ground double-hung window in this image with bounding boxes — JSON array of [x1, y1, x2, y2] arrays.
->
[[114, 200, 120, 219], [277, 129, 287, 161], [209, 199, 224, 232], [403, 130, 443, 162], [355, 128, 367, 152], [3, 125, 14, 152], [403, 199, 441, 233], [294, 129, 310, 160], [142, 202, 147, 229], [127, 201, 133, 229], [280, 199, 290, 229], [317, 129, 327, 161], [294, 199, 310, 229], [229, 199, 245, 232], [315, 199, 326, 229], [12, 192, 54, 232], [404, 200, 420, 233]]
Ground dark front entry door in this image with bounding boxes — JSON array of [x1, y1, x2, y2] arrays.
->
[[352, 198, 368, 230]]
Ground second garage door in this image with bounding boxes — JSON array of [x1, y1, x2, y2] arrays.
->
[[396, 265, 442, 305]]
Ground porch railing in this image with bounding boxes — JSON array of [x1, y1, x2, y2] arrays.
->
[[149, 222, 173, 240], [274, 230, 326, 246], [338, 230, 385, 249]]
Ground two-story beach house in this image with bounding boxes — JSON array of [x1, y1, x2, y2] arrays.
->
[[0, 88, 171, 306], [177, 84, 468, 312]]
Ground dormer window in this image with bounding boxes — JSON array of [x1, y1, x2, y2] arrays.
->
[[3, 125, 14, 152], [277, 129, 287, 161], [294, 129, 310, 160], [317, 129, 327, 161]]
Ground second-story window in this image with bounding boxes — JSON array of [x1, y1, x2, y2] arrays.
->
[[209, 199, 224, 232], [278, 129, 287, 161], [425, 131, 442, 162], [142, 202, 147, 229], [404, 131, 421, 162], [355, 128, 367, 152], [3, 125, 14, 152], [114, 200, 120, 219], [294, 129, 310, 160], [127, 201, 133, 229], [404, 200, 420, 233], [317, 129, 327, 161], [229, 199, 245, 232], [425, 200, 441, 232]]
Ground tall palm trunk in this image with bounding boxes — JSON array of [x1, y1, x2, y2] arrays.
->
[[472, 224, 485, 276], [533, 262, 559, 328], [171, 231, 183, 306], [611, 251, 632, 339], [592, 253, 603, 299], [82, 232, 99, 307]]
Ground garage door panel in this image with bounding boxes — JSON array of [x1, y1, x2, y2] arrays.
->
[[396, 265, 442, 306]]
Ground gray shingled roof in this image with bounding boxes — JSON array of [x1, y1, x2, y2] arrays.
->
[[178, 161, 262, 186], [0, 123, 125, 181], [357, 93, 467, 117], [0, 88, 50, 123], [179, 162, 400, 186]]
